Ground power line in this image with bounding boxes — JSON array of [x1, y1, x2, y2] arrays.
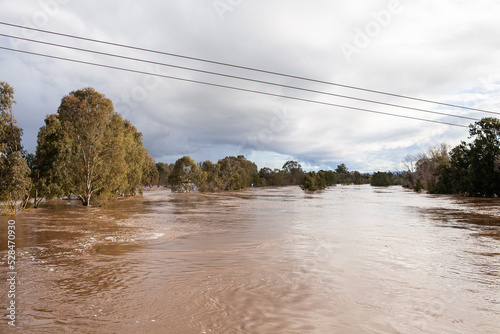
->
[[1, 21, 497, 116], [0, 32, 480, 122], [0, 45, 469, 128]]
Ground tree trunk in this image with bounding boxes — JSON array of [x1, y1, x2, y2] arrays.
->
[[83, 196, 91, 206], [78, 194, 91, 206]]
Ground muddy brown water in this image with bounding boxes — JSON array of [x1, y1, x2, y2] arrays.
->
[[1, 185, 499, 333]]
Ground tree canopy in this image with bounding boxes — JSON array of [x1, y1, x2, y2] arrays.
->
[[168, 156, 200, 192], [167, 155, 258, 192], [370, 172, 393, 187], [434, 118, 500, 196], [0, 81, 21, 155], [35, 87, 154, 206], [0, 82, 31, 214]]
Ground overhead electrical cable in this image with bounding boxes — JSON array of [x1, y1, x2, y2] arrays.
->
[[0, 32, 480, 122], [0, 45, 469, 128], [0, 21, 498, 116]]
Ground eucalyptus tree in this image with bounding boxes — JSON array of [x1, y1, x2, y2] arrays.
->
[[0, 82, 31, 213], [31, 114, 68, 207], [36, 87, 153, 206], [168, 156, 200, 192], [155, 162, 170, 186], [217, 155, 257, 190], [282, 160, 305, 185]]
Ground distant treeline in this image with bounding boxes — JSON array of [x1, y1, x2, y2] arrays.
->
[[147, 156, 306, 192], [151, 117, 500, 196], [300, 167, 402, 191], [148, 157, 401, 192]]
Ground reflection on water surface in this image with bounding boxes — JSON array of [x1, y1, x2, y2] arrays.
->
[[1, 185, 499, 333]]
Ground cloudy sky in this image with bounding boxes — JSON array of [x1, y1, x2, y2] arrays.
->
[[1, 0, 500, 172]]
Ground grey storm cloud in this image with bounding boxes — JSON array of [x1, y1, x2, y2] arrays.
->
[[1, 0, 499, 171]]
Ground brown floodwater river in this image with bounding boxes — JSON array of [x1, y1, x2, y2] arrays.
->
[[0, 185, 499, 333]]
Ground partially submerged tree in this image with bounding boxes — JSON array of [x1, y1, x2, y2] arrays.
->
[[335, 163, 353, 184], [434, 118, 500, 196], [216, 155, 257, 190], [370, 172, 392, 187], [402, 118, 500, 196], [36, 87, 153, 206], [414, 143, 450, 191], [53, 87, 116, 205], [31, 114, 68, 207], [168, 156, 200, 192], [282, 160, 305, 185], [0, 152, 31, 213], [301, 171, 327, 191], [0, 82, 31, 214], [156, 162, 171, 186]]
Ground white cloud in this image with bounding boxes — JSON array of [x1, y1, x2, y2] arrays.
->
[[1, 0, 499, 171]]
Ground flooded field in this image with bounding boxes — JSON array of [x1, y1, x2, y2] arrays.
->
[[1, 185, 499, 333]]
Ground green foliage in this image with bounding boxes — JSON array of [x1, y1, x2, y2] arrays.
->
[[300, 172, 327, 191], [258, 167, 286, 186], [35, 87, 153, 206], [405, 119, 500, 197], [216, 155, 257, 190], [465, 118, 500, 196], [414, 179, 424, 192], [321, 170, 337, 186], [371, 172, 392, 187], [401, 143, 450, 193], [432, 118, 500, 196], [165, 157, 366, 193], [353, 171, 369, 185], [335, 164, 353, 184], [0, 82, 15, 112], [167, 155, 260, 192], [335, 163, 348, 174], [0, 82, 31, 214], [168, 156, 200, 192], [32, 114, 70, 206], [155, 162, 170, 186], [197, 160, 218, 192], [297, 164, 370, 191], [55, 88, 115, 205], [0, 152, 31, 214], [120, 120, 152, 196], [282, 160, 305, 185], [143, 157, 159, 188], [370, 171, 402, 187], [167, 155, 257, 193], [0, 82, 22, 155], [428, 157, 454, 194]]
